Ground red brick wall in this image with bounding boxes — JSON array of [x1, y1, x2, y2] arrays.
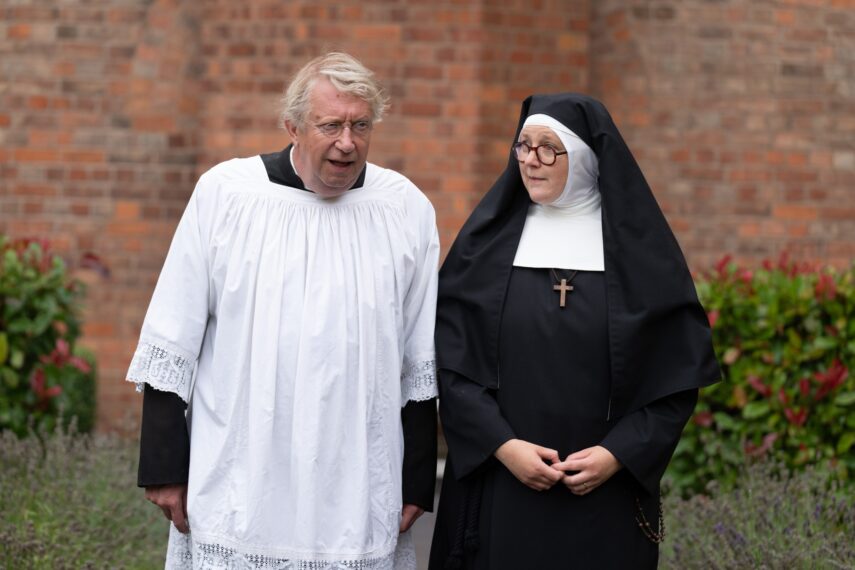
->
[[590, 0, 855, 270], [1, 0, 203, 431], [192, 0, 589, 246], [1, 0, 851, 430]]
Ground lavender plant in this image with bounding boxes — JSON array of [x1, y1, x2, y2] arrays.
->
[[661, 461, 854, 569], [0, 423, 166, 569]]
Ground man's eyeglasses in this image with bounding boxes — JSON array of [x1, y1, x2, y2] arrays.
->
[[314, 120, 373, 139], [512, 141, 568, 166]]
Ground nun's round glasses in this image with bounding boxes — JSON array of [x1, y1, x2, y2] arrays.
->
[[314, 120, 373, 139], [512, 142, 568, 166]]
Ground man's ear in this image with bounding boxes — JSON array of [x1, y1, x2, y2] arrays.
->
[[284, 120, 299, 145]]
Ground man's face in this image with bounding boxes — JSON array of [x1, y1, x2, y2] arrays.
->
[[286, 78, 373, 198]]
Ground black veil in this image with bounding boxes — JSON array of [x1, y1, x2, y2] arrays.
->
[[435, 93, 720, 418]]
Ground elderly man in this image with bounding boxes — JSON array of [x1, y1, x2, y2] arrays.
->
[[128, 52, 439, 569]]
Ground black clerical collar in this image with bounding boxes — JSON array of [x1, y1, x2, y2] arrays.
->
[[260, 144, 367, 192]]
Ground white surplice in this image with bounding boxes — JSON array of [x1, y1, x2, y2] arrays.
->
[[126, 155, 439, 569]]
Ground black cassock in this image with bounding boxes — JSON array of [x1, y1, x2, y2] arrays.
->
[[429, 268, 697, 569]]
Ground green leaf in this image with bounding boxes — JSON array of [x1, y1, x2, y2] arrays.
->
[[0, 333, 7, 365], [713, 412, 738, 431], [31, 311, 54, 335], [10, 349, 24, 369], [787, 328, 802, 346], [7, 317, 33, 334], [742, 401, 770, 419], [811, 336, 837, 351], [837, 432, 855, 455], [834, 391, 855, 407], [1, 367, 19, 388], [4, 249, 19, 267], [722, 347, 740, 365]]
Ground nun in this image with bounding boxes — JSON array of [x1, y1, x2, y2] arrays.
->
[[429, 93, 720, 569]]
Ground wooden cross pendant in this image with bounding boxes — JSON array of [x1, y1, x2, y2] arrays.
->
[[553, 279, 574, 308]]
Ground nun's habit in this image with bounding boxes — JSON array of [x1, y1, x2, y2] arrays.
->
[[429, 94, 720, 569]]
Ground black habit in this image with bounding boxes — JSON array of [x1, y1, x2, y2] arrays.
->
[[429, 94, 720, 568]]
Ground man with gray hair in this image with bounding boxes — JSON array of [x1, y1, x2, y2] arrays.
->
[[129, 52, 439, 569]]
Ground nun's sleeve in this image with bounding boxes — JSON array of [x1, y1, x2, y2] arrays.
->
[[439, 370, 516, 480], [600, 388, 698, 495]]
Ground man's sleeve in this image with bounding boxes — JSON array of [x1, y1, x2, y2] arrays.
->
[[400, 194, 440, 405], [438, 370, 516, 480], [399, 192, 441, 508], [126, 178, 212, 404], [138, 385, 190, 487], [128, 176, 214, 487], [600, 388, 698, 495], [401, 398, 438, 511]]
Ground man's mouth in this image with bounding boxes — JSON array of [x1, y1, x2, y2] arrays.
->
[[328, 159, 352, 168]]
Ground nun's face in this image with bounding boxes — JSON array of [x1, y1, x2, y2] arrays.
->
[[516, 126, 569, 205]]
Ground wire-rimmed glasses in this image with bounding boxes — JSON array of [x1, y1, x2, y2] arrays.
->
[[313, 120, 373, 139]]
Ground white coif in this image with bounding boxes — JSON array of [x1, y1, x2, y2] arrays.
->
[[513, 113, 604, 271], [127, 156, 439, 569]]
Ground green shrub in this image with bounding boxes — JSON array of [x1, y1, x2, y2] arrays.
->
[[661, 461, 854, 569], [666, 255, 854, 496], [0, 424, 166, 569], [0, 236, 96, 436]]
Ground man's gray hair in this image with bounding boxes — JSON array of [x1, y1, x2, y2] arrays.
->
[[279, 52, 389, 130]]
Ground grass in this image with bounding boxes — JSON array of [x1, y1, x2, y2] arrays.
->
[[0, 424, 166, 569]]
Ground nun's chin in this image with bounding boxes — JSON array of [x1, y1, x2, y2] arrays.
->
[[521, 177, 566, 205], [525, 189, 560, 205]]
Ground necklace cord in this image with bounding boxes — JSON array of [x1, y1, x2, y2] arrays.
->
[[550, 268, 578, 283]]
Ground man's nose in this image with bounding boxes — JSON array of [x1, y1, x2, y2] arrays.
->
[[336, 127, 356, 153]]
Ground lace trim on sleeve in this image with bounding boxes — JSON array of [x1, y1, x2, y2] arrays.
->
[[165, 526, 415, 569], [401, 358, 438, 405], [126, 339, 195, 403]]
